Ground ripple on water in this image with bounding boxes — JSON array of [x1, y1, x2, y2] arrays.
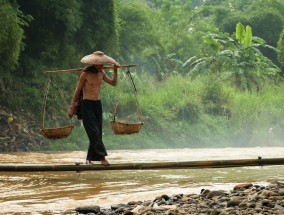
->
[[0, 147, 283, 214]]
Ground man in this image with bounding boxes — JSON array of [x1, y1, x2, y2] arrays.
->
[[68, 51, 119, 166]]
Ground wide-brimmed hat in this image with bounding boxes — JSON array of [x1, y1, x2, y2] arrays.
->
[[80, 51, 118, 65]]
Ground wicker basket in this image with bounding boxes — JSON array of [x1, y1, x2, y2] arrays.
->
[[40, 125, 74, 140], [110, 121, 143, 135]]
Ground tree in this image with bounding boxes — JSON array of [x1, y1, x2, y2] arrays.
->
[[116, 0, 159, 64], [185, 23, 281, 91], [15, 0, 83, 76], [76, 0, 119, 56], [0, 0, 30, 77], [1, 0, 120, 114], [220, 0, 284, 64], [141, 0, 213, 78], [193, 0, 284, 64], [15, 0, 120, 77]]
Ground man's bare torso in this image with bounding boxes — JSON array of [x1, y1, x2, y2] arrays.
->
[[68, 64, 117, 118], [82, 71, 104, 101]]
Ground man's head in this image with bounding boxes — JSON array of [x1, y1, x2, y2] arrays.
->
[[83, 65, 101, 73], [94, 64, 104, 69]]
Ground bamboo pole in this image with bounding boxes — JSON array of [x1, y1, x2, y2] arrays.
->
[[0, 158, 283, 172], [45, 64, 137, 74]]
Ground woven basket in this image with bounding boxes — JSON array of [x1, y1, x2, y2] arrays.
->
[[40, 125, 74, 140], [110, 121, 143, 135]]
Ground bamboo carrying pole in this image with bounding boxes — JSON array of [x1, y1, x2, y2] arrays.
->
[[0, 158, 283, 172], [45, 64, 137, 74]]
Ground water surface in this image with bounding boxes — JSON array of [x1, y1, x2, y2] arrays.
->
[[0, 147, 283, 214]]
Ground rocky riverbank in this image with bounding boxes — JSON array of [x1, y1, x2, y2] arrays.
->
[[0, 105, 43, 152], [75, 181, 284, 215]]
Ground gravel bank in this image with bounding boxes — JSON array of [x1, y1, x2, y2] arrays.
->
[[75, 181, 284, 215]]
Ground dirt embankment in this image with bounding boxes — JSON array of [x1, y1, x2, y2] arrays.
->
[[0, 106, 45, 152]]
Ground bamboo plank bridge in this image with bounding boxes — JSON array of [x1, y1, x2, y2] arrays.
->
[[0, 157, 283, 172]]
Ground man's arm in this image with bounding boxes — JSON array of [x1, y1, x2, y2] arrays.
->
[[103, 64, 119, 86], [68, 72, 87, 118]]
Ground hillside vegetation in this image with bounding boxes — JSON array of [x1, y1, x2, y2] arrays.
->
[[1, 0, 284, 151]]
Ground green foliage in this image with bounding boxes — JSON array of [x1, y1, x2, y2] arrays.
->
[[2, 0, 284, 151], [16, 0, 84, 75], [185, 23, 281, 91], [1, 74, 44, 117], [277, 27, 284, 66], [201, 77, 230, 116], [35, 69, 284, 151], [0, 0, 30, 77], [129, 0, 216, 77], [1, 0, 120, 114], [77, 0, 119, 55], [117, 0, 159, 63], [244, 0, 284, 46], [228, 85, 284, 147], [236, 23, 253, 48], [15, 0, 119, 77], [194, 0, 284, 64], [102, 74, 284, 149]]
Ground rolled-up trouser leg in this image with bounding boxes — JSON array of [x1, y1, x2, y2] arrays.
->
[[82, 99, 107, 161]]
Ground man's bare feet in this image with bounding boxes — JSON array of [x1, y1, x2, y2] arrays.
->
[[86, 159, 109, 166], [86, 160, 93, 164], [100, 158, 110, 166]]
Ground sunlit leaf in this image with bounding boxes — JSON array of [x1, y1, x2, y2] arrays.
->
[[244, 25, 252, 48], [236, 22, 245, 44]]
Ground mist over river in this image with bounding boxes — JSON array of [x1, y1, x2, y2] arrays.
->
[[0, 147, 283, 214]]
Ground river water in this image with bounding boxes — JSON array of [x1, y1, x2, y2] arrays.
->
[[0, 147, 283, 214]]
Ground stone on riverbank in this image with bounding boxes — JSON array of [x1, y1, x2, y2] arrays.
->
[[75, 181, 284, 215], [75, 205, 100, 214]]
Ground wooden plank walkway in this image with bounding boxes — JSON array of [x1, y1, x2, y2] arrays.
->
[[0, 157, 283, 172]]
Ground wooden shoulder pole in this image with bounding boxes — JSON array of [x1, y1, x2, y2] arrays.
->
[[45, 64, 137, 74]]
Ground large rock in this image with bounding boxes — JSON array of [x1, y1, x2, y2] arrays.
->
[[75, 205, 100, 214], [278, 188, 284, 196], [111, 203, 128, 211], [206, 190, 226, 199], [233, 183, 253, 190], [227, 200, 241, 207]]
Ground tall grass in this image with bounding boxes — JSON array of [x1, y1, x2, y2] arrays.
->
[[229, 84, 284, 147], [44, 72, 284, 150]]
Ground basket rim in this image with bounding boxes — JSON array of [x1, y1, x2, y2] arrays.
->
[[110, 120, 143, 135], [110, 120, 143, 125], [40, 125, 74, 139], [40, 124, 74, 131]]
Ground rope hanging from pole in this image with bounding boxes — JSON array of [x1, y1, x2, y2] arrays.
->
[[40, 76, 74, 140], [110, 67, 143, 135]]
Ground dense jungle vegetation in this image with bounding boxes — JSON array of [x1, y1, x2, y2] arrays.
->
[[1, 0, 284, 151]]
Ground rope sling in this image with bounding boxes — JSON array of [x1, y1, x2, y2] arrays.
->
[[40, 76, 74, 139], [110, 68, 143, 135]]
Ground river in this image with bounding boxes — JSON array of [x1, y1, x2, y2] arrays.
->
[[0, 147, 283, 214]]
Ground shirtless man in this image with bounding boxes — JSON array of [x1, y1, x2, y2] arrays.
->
[[68, 64, 119, 166]]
